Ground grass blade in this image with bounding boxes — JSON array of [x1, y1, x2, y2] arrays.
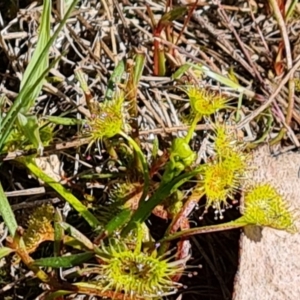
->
[[121, 166, 203, 236], [0, 246, 14, 259], [45, 291, 73, 300], [0, 182, 18, 236], [0, 55, 62, 151], [59, 222, 94, 250], [33, 252, 94, 268], [18, 156, 101, 229], [19, 0, 51, 113], [105, 59, 125, 100], [0, 0, 79, 151]]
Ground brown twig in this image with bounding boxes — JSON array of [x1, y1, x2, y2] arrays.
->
[[216, 2, 265, 86], [268, 0, 295, 126], [191, 12, 255, 77], [0, 124, 213, 162], [237, 56, 300, 129], [247, 0, 271, 55]]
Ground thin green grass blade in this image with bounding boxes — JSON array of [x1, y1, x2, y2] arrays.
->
[[45, 291, 73, 300], [0, 246, 14, 259], [0, 55, 62, 151], [0, 0, 79, 151], [17, 114, 42, 150], [159, 219, 247, 243], [119, 132, 150, 206], [188, 63, 247, 92], [286, 0, 298, 20], [19, 0, 51, 113], [105, 60, 125, 100], [45, 116, 85, 125], [0, 182, 18, 236], [59, 222, 94, 250], [133, 52, 146, 85], [0, 94, 6, 128], [171, 64, 190, 80], [16, 0, 51, 150], [104, 208, 132, 236], [121, 166, 203, 236], [54, 209, 64, 257], [159, 6, 187, 26], [33, 252, 94, 268], [174, 63, 255, 99], [18, 156, 101, 229]]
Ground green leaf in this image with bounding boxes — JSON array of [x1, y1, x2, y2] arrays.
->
[[187, 63, 255, 98], [104, 208, 132, 236], [105, 60, 125, 100], [59, 222, 94, 250], [16, 0, 52, 153], [133, 52, 146, 85], [0, 0, 79, 152], [45, 115, 85, 126], [119, 132, 150, 211], [17, 114, 42, 151], [160, 6, 187, 26], [33, 252, 94, 268], [0, 54, 62, 152], [54, 209, 64, 257], [18, 156, 101, 229], [122, 166, 203, 236], [19, 0, 51, 113], [0, 246, 15, 259], [45, 291, 73, 300], [172, 64, 190, 80], [64, 236, 92, 251], [0, 182, 18, 236]]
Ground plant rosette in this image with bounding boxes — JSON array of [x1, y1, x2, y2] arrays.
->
[[240, 183, 296, 232], [94, 238, 189, 299]]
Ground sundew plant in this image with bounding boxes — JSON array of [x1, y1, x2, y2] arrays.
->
[[0, 1, 298, 299]]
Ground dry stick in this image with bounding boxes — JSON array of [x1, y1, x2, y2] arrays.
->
[[138, 90, 166, 129], [191, 12, 255, 77], [260, 79, 300, 124], [171, 23, 221, 73], [216, 2, 265, 86], [11, 198, 61, 211], [217, 2, 298, 141], [269, 0, 295, 126], [247, 0, 271, 54], [101, 0, 117, 61], [112, 0, 135, 46], [0, 271, 35, 294], [237, 56, 300, 130], [122, 0, 152, 27], [52, 9, 108, 76], [0, 124, 213, 162], [5, 187, 46, 197], [99, 39, 116, 62]]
